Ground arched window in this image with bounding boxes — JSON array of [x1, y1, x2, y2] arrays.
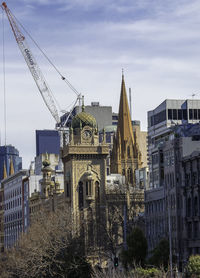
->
[[78, 182, 83, 209], [127, 146, 130, 158]]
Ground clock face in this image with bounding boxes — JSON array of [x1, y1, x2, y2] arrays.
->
[[83, 129, 92, 139]]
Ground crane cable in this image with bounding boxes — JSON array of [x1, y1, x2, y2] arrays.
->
[[2, 9, 7, 146], [12, 13, 80, 98]]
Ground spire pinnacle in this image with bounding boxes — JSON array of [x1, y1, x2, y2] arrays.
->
[[117, 73, 134, 143], [9, 156, 14, 176], [3, 161, 7, 179], [122, 68, 124, 80]]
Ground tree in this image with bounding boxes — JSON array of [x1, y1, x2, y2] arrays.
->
[[121, 227, 147, 268], [0, 206, 93, 278], [148, 238, 169, 269], [187, 255, 200, 278]]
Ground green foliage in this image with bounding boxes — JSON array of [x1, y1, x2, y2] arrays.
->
[[133, 267, 162, 277], [148, 238, 169, 269], [120, 227, 148, 268], [187, 255, 200, 277]]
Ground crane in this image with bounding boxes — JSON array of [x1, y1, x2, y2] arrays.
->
[[1, 2, 81, 127]]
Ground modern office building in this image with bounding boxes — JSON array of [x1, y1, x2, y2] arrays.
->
[[2, 170, 28, 249], [0, 145, 22, 181], [36, 130, 60, 156], [146, 98, 200, 270], [148, 99, 200, 189], [35, 130, 63, 176]]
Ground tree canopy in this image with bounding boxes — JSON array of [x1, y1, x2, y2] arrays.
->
[[0, 207, 93, 278], [148, 238, 169, 269], [187, 255, 200, 278], [121, 226, 148, 268]]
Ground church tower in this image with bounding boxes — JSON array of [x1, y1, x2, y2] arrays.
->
[[62, 102, 109, 250], [110, 74, 142, 185]]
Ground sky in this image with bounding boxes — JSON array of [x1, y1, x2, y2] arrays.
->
[[1, 0, 200, 168]]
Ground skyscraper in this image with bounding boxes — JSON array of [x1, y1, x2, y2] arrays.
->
[[0, 145, 22, 181], [36, 130, 60, 156]]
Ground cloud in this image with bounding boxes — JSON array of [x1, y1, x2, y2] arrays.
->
[[2, 0, 200, 167]]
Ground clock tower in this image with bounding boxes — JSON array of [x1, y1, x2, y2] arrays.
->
[[62, 102, 109, 251]]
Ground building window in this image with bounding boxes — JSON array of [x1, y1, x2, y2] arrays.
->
[[194, 196, 198, 216], [168, 109, 172, 120], [173, 109, 177, 120], [185, 173, 190, 186], [188, 222, 192, 238], [66, 182, 70, 197], [194, 222, 198, 238], [78, 182, 83, 209], [178, 109, 182, 120], [189, 109, 193, 120], [192, 172, 197, 185], [187, 198, 191, 217], [95, 181, 100, 202], [128, 168, 133, 184], [183, 109, 187, 120]]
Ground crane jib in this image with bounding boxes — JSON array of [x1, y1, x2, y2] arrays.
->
[[24, 49, 34, 66]]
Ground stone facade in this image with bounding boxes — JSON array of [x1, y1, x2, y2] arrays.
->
[[145, 122, 200, 271]]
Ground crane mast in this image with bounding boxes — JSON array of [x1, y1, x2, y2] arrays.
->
[[1, 2, 60, 124]]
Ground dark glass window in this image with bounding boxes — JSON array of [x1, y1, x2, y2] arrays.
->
[[198, 109, 200, 119], [183, 109, 187, 120], [194, 196, 198, 216], [151, 116, 154, 126], [189, 109, 193, 120], [173, 109, 177, 120], [154, 110, 166, 125], [168, 109, 172, 120], [112, 115, 118, 120], [194, 109, 198, 119], [178, 109, 182, 120]]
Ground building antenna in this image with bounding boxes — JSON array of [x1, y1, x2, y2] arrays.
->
[[2, 10, 7, 146], [129, 88, 132, 121]]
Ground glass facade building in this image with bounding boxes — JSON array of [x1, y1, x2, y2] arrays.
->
[[0, 145, 22, 181]]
